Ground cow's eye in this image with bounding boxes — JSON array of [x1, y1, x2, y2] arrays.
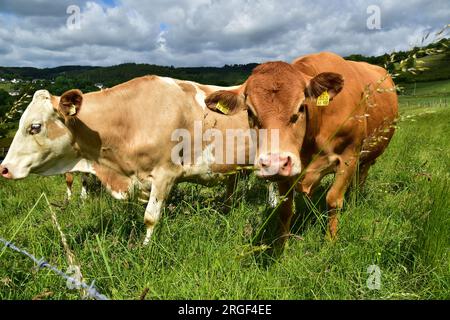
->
[[290, 114, 299, 123], [29, 123, 42, 135], [298, 104, 306, 113], [290, 104, 306, 124]]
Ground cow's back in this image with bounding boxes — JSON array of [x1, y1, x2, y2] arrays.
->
[[293, 52, 398, 160], [75, 75, 251, 187], [347, 60, 398, 160], [77, 76, 194, 173]]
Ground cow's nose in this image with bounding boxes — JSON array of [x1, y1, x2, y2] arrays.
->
[[257, 153, 293, 177], [279, 155, 292, 175], [258, 154, 271, 168], [0, 165, 12, 179]]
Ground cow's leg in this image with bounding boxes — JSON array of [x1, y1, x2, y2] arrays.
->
[[298, 155, 338, 196], [356, 161, 374, 189], [80, 174, 88, 200], [275, 181, 295, 247], [325, 153, 358, 240], [295, 155, 338, 230], [65, 173, 74, 200], [143, 174, 176, 246]]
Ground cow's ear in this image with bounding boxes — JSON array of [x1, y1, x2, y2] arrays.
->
[[305, 72, 344, 100], [205, 90, 245, 116], [59, 89, 83, 117]]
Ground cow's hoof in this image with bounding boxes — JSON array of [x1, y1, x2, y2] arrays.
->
[[142, 235, 153, 246]]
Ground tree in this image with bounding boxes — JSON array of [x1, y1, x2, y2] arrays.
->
[[0, 89, 13, 119]]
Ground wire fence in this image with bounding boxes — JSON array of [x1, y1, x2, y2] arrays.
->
[[0, 193, 109, 300], [0, 236, 109, 300]]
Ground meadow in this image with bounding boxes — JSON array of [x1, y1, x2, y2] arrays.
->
[[0, 83, 12, 91], [0, 81, 449, 300]]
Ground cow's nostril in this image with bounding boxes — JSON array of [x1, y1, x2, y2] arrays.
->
[[1, 167, 8, 175], [282, 156, 292, 168], [259, 156, 270, 168]]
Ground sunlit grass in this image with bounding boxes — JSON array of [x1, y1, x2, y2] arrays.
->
[[0, 99, 448, 300]]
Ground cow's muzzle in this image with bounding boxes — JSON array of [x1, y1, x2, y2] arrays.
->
[[0, 164, 12, 179], [256, 152, 300, 179]]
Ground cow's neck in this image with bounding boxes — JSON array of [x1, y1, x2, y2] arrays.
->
[[69, 92, 126, 162], [304, 100, 322, 147], [65, 93, 136, 195]]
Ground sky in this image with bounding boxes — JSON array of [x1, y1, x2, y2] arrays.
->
[[0, 0, 448, 68]]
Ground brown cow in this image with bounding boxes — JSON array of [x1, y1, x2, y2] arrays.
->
[[204, 52, 398, 245]]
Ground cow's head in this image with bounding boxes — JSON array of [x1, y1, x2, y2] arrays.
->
[[0, 89, 83, 179], [205, 61, 343, 180]]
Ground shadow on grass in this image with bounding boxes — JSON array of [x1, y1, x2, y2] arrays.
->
[[62, 195, 145, 246], [250, 185, 333, 265]]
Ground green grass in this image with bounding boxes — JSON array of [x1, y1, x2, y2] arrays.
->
[[414, 54, 450, 82], [398, 79, 450, 109], [0, 96, 449, 300], [0, 83, 12, 92], [400, 79, 450, 96]]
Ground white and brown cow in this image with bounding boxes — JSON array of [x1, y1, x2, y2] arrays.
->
[[204, 52, 398, 245], [0, 76, 255, 244]]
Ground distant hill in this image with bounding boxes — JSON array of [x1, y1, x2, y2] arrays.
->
[[346, 51, 450, 83], [345, 38, 450, 83], [0, 66, 99, 80], [0, 63, 258, 87], [396, 53, 450, 83], [66, 63, 259, 87], [0, 38, 448, 87]]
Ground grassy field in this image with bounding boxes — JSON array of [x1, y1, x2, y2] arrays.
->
[[399, 79, 450, 109], [400, 79, 450, 95], [0, 83, 449, 300], [410, 53, 450, 82], [397, 53, 450, 83], [0, 83, 12, 92]]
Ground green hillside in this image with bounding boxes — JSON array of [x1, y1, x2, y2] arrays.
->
[[0, 38, 448, 89], [346, 38, 450, 84], [395, 53, 450, 83], [0, 63, 257, 88], [400, 79, 450, 96], [0, 66, 99, 81], [66, 63, 258, 87]]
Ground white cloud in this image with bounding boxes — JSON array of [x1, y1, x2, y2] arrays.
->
[[0, 0, 448, 67]]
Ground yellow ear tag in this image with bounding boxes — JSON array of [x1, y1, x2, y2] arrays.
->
[[316, 90, 330, 106], [215, 101, 229, 115], [68, 104, 77, 116]]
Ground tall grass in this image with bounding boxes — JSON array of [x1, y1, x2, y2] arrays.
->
[[0, 101, 448, 300]]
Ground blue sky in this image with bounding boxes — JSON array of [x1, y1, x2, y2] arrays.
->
[[100, 0, 116, 7], [0, 0, 448, 67]]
